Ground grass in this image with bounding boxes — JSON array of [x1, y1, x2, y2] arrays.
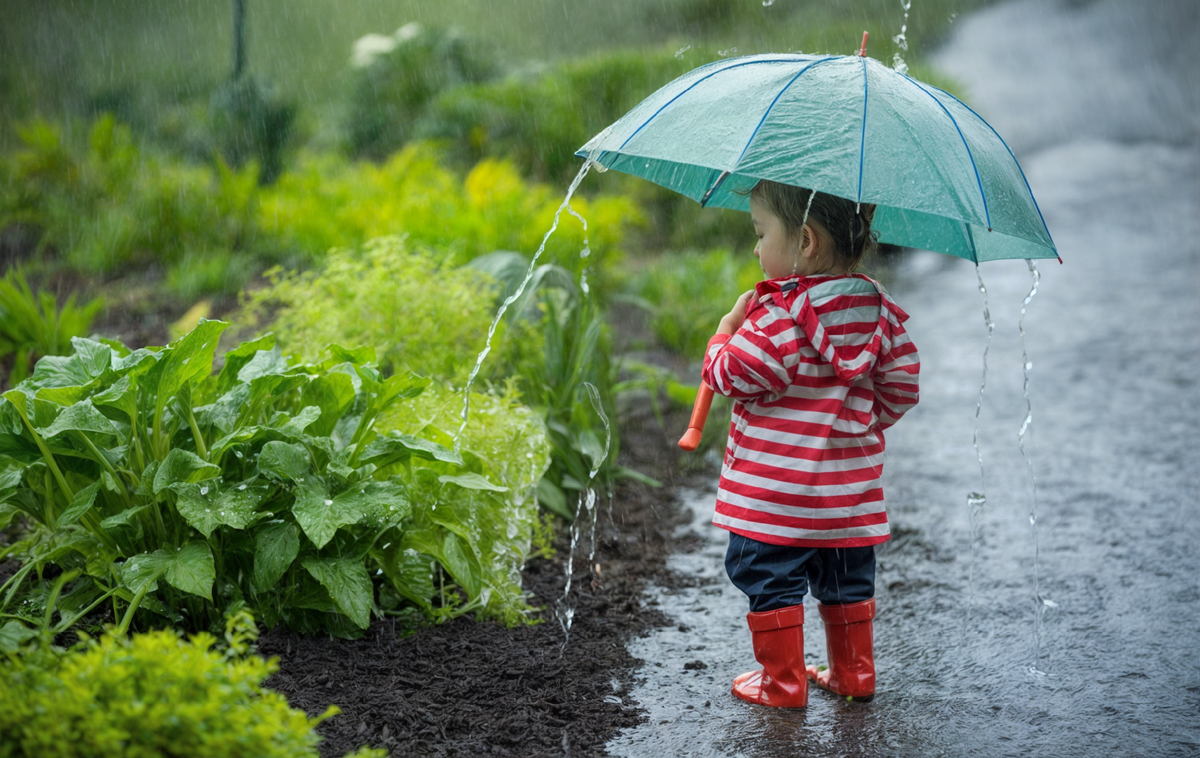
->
[[0, 0, 996, 151]]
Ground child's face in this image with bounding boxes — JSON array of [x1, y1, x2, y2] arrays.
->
[[750, 197, 801, 279]]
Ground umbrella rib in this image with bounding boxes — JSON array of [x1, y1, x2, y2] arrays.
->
[[857, 56, 868, 205], [899, 74, 992, 232], [912, 79, 1058, 255], [733, 57, 838, 167], [965, 220, 979, 264], [615, 56, 833, 153]]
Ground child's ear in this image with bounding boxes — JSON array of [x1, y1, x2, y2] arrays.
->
[[800, 225, 819, 259]]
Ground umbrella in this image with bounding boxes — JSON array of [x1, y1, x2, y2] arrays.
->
[[573, 45, 1058, 448], [576, 50, 1057, 264]]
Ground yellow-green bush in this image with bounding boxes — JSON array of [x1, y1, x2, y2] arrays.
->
[[256, 144, 644, 293], [0, 629, 383, 758]]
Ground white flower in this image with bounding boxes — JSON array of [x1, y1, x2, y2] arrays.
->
[[351, 33, 398, 68]]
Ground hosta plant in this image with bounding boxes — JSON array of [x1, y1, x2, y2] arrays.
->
[[0, 321, 543, 637]]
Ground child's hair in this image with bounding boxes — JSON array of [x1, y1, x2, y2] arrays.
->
[[749, 180, 878, 272]]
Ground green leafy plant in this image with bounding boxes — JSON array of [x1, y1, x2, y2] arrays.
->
[[0, 322, 545, 637], [0, 622, 384, 758], [0, 267, 104, 388]]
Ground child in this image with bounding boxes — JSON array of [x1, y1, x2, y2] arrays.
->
[[702, 180, 920, 708]]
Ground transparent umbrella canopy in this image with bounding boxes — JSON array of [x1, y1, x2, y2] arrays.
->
[[577, 52, 1058, 263]]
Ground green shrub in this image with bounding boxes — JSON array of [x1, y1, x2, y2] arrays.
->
[[0, 625, 383, 758], [0, 116, 265, 298], [628, 248, 763, 358], [418, 47, 692, 183], [0, 322, 547, 637], [345, 24, 498, 160], [237, 236, 497, 381], [0, 268, 104, 388]]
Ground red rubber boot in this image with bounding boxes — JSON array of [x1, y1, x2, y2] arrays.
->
[[806, 598, 876, 700], [731, 605, 808, 708]]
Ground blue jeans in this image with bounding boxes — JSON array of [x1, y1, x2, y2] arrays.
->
[[725, 532, 876, 613]]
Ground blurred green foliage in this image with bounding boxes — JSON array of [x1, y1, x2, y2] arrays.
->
[[627, 248, 764, 358], [0, 268, 104, 387], [345, 24, 498, 160], [209, 76, 297, 185], [0, 624, 383, 758]]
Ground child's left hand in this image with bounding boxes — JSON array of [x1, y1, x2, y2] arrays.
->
[[716, 290, 756, 335]]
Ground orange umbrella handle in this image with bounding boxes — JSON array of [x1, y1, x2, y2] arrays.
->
[[678, 382, 715, 451]]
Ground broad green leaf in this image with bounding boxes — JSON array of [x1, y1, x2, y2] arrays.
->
[[0, 503, 18, 530], [112, 347, 162, 376], [439, 472, 508, 493], [300, 556, 373, 629], [34, 385, 91, 406], [373, 547, 435, 610], [0, 620, 38, 653], [257, 441, 311, 482], [537, 477, 572, 519], [253, 521, 300, 592], [153, 448, 220, 494], [438, 531, 482, 598], [360, 432, 463, 469], [217, 333, 276, 392], [92, 375, 140, 423], [57, 481, 101, 527], [119, 551, 168, 594], [70, 337, 115, 377], [276, 405, 322, 437], [153, 320, 228, 420], [237, 346, 290, 383], [36, 400, 118, 439], [28, 353, 99, 390], [324, 344, 375, 366], [173, 480, 268, 537], [400, 527, 482, 599], [101, 504, 149, 531], [300, 373, 356, 437], [292, 483, 362, 549], [162, 541, 215, 601]]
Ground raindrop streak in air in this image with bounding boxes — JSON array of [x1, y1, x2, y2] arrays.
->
[[674, 45, 692, 60], [455, 158, 595, 453], [1018, 259, 1048, 678], [892, 0, 911, 75], [965, 264, 995, 626]]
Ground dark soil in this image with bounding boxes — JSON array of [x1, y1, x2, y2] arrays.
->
[[258, 399, 712, 758]]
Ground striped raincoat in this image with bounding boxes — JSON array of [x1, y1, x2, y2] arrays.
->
[[702, 274, 920, 548]]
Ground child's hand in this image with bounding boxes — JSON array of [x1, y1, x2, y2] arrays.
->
[[716, 290, 756, 335]]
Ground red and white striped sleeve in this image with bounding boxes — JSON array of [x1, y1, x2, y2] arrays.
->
[[702, 313, 796, 399], [873, 315, 920, 429]]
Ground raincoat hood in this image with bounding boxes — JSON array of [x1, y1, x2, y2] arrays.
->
[[748, 274, 910, 383]]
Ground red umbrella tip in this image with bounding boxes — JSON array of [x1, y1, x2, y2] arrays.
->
[[859, 31, 869, 57]]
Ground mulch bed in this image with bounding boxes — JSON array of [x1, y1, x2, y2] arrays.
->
[[259, 400, 710, 758]]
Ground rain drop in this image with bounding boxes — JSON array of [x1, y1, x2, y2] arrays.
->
[[762, 0, 774, 6], [718, 47, 738, 57], [674, 44, 692, 60], [324, 499, 333, 506], [200, 485, 209, 496], [238, 484, 247, 491]]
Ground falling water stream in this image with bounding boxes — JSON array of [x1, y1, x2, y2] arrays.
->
[[964, 264, 994, 628], [454, 157, 595, 453]]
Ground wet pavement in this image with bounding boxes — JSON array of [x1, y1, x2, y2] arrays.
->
[[607, 0, 1200, 755]]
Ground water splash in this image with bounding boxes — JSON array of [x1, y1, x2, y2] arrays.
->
[[965, 264, 995, 624], [558, 383, 613, 650], [1018, 259, 1049, 677], [674, 44, 692, 60], [718, 47, 738, 57], [892, 0, 911, 74], [762, 0, 775, 6], [455, 158, 595, 452]]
